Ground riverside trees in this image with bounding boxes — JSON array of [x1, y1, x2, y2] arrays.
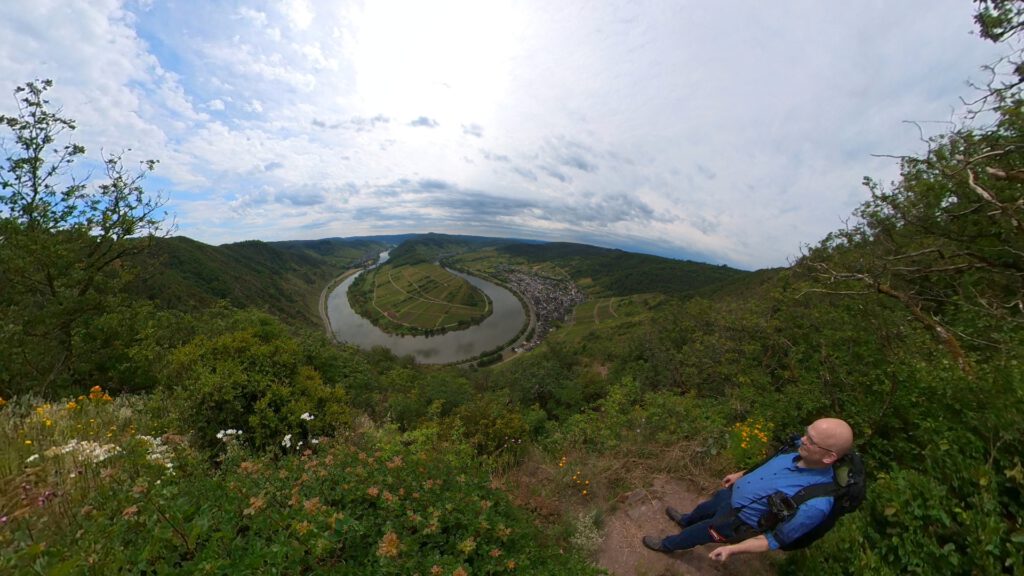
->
[[0, 80, 167, 396]]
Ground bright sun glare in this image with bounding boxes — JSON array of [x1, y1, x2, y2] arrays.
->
[[348, 0, 524, 126]]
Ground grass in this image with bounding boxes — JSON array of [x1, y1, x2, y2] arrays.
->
[[354, 263, 492, 333]]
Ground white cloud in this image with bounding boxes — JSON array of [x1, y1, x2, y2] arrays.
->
[[0, 0, 1006, 268], [280, 0, 314, 31]]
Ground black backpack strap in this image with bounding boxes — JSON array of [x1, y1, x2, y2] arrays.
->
[[788, 482, 838, 507]]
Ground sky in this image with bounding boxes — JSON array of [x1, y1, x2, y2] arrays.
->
[[0, 1, 1007, 269]]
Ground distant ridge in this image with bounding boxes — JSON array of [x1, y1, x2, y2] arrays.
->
[[497, 241, 748, 297]]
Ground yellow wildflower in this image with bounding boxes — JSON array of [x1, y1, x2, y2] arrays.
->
[[24, 440, 32, 445], [0, 397, 6, 408], [66, 401, 78, 410]]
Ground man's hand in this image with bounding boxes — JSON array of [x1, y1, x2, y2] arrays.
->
[[721, 471, 745, 488], [709, 545, 737, 561]]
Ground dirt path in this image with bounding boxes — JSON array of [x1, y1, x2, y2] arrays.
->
[[596, 477, 778, 576]]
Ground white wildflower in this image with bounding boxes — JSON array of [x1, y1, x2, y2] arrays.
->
[[136, 435, 174, 469], [25, 454, 39, 463], [216, 429, 243, 442], [45, 439, 121, 463], [300, 412, 315, 421], [281, 434, 292, 448]]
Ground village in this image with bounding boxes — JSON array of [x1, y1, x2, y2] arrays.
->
[[490, 265, 587, 353]]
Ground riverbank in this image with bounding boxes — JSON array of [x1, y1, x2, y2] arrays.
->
[[319, 268, 361, 342]]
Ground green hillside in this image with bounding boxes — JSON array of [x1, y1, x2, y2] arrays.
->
[[494, 241, 748, 297], [127, 236, 387, 326]]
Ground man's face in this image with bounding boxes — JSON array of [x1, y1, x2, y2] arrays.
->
[[800, 423, 837, 464]]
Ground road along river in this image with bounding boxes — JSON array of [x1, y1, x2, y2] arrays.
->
[[326, 267, 527, 364]]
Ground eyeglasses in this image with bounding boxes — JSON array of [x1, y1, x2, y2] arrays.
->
[[803, 427, 837, 454]]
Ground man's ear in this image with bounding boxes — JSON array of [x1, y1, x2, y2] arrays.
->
[[823, 452, 839, 465]]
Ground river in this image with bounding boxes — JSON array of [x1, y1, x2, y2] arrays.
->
[[325, 254, 527, 364]]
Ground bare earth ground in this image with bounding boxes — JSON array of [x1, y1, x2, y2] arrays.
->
[[596, 476, 778, 576]]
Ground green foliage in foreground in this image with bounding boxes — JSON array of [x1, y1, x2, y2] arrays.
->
[[0, 393, 598, 575]]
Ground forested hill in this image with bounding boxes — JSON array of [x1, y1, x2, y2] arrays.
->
[[385, 232, 543, 267], [497, 241, 748, 297], [127, 236, 388, 325]]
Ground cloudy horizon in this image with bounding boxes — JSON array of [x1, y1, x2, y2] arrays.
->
[[0, 0, 1006, 269]]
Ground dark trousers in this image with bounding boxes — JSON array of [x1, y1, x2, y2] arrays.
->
[[660, 488, 756, 551]]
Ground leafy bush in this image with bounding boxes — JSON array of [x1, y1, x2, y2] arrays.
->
[[164, 311, 350, 452]]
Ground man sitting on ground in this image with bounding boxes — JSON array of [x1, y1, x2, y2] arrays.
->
[[642, 417, 854, 561]]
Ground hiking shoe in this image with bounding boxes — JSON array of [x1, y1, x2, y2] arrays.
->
[[642, 535, 670, 553], [665, 506, 687, 526]]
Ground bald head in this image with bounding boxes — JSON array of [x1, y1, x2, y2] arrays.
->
[[810, 417, 854, 457]]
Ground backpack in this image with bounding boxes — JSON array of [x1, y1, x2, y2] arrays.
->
[[778, 450, 866, 550], [748, 436, 867, 551]]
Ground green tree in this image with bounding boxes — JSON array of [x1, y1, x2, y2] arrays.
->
[[800, 4, 1024, 372], [0, 79, 166, 396]]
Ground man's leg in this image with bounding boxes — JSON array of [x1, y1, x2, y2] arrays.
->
[[646, 488, 734, 552], [677, 488, 732, 526], [659, 518, 720, 551]]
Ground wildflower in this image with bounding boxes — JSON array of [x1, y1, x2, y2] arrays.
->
[[506, 560, 517, 570], [296, 520, 312, 535], [25, 454, 39, 463], [282, 434, 293, 449], [367, 486, 380, 497], [217, 429, 243, 442], [0, 397, 6, 408], [89, 386, 104, 400], [66, 401, 78, 410], [453, 567, 468, 576], [45, 439, 122, 462], [431, 566, 443, 576], [300, 412, 315, 421], [303, 497, 321, 514], [24, 440, 32, 445], [311, 438, 320, 445], [377, 531, 400, 557], [458, 536, 476, 555], [490, 548, 503, 557]]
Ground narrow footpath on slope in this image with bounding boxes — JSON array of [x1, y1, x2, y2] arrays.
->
[[595, 476, 778, 576]]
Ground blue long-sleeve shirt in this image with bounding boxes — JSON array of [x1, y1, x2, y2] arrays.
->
[[730, 450, 835, 549]]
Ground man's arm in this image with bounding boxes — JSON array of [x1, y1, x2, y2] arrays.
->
[[721, 471, 745, 487], [708, 535, 770, 561]]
